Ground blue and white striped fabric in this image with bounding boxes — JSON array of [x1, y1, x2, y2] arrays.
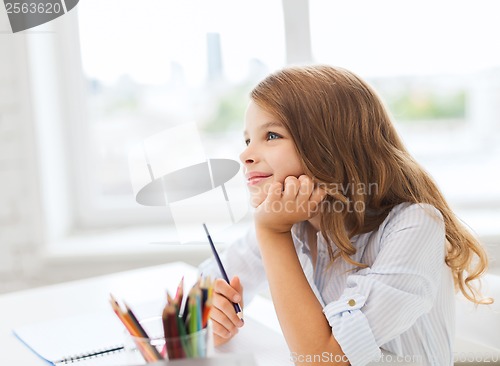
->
[[199, 203, 455, 365]]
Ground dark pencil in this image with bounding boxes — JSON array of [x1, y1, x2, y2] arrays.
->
[[202, 223, 243, 320], [124, 303, 163, 361]]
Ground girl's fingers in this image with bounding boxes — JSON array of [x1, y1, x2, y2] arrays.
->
[[212, 280, 244, 328], [213, 278, 242, 304], [210, 307, 238, 338], [211, 296, 244, 328], [283, 176, 300, 200], [297, 175, 314, 201], [255, 175, 326, 230], [211, 322, 239, 348], [229, 276, 244, 309], [265, 182, 283, 202], [309, 186, 328, 213], [310, 184, 327, 203]]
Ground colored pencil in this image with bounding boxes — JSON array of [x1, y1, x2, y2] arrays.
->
[[176, 308, 190, 357], [188, 289, 199, 357], [109, 295, 159, 362], [124, 303, 163, 361], [174, 276, 184, 303], [202, 295, 213, 329], [110, 276, 215, 362], [162, 302, 175, 359], [163, 302, 185, 359]]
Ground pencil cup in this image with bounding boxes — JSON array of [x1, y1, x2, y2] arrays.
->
[[164, 325, 212, 360], [124, 317, 213, 363]]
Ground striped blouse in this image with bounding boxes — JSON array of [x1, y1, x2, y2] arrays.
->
[[199, 202, 455, 365]]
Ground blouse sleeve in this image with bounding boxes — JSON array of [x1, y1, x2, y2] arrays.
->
[[322, 204, 446, 366], [198, 227, 268, 306]]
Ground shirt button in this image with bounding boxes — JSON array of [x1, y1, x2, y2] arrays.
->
[[348, 299, 356, 307]]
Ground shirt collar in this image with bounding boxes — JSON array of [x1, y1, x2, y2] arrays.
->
[[291, 221, 309, 254]]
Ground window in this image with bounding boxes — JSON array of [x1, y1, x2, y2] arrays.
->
[[309, 0, 500, 220], [74, 0, 286, 228], [71, 0, 500, 235]]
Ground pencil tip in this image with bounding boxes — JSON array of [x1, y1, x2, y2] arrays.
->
[[166, 291, 174, 304], [202, 223, 209, 236]]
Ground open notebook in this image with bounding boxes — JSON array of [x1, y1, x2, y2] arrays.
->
[[13, 309, 137, 365], [12, 300, 286, 366]]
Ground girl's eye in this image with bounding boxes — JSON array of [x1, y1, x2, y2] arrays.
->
[[244, 139, 250, 146], [267, 132, 281, 141]]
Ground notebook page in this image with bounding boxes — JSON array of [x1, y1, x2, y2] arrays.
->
[[13, 310, 126, 364]]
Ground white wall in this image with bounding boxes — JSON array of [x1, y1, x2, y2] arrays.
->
[[0, 11, 45, 292], [0, 12, 213, 293]]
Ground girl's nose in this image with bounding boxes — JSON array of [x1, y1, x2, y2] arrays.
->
[[239, 146, 256, 165]]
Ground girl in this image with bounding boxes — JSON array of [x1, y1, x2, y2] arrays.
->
[[199, 65, 492, 366]]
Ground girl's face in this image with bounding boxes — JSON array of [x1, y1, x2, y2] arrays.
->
[[240, 100, 304, 207]]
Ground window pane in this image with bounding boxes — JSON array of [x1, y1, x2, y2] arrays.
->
[[310, 0, 500, 209], [77, 0, 285, 212]]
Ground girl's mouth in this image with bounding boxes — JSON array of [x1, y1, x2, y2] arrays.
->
[[246, 173, 273, 186]]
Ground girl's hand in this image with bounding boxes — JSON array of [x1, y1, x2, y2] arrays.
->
[[255, 175, 326, 234], [210, 276, 245, 346]]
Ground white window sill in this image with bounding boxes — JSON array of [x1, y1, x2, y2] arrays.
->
[[43, 221, 253, 265], [42, 210, 499, 269]]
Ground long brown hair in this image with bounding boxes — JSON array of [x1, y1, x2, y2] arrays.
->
[[251, 65, 492, 305]]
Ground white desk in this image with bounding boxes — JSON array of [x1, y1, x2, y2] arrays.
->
[[0, 262, 293, 366], [0, 262, 388, 365], [0, 262, 202, 364], [2, 262, 498, 365]]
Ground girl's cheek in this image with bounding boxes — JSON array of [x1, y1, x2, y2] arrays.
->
[[248, 182, 271, 207], [250, 195, 264, 208], [249, 188, 267, 208]]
